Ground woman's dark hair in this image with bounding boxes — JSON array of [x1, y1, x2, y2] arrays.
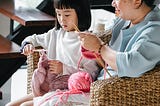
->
[[143, 0, 156, 8], [53, 0, 91, 31]]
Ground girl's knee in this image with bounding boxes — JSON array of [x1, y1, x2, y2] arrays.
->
[[5, 102, 17, 106], [20, 100, 33, 106], [5, 103, 11, 106]]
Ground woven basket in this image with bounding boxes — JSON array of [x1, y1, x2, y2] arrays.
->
[[90, 66, 160, 106]]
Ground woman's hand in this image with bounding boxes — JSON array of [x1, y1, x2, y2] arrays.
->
[[48, 60, 63, 74], [22, 44, 35, 55], [79, 32, 102, 53]]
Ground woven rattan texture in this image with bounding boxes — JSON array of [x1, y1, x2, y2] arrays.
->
[[97, 30, 112, 45], [90, 66, 160, 106], [90, 31, 160, 105], [27, 52, 40, 94]]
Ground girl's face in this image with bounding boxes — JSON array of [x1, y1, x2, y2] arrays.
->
[[56, 8, 78, 31], [112, 0, 133, 20]]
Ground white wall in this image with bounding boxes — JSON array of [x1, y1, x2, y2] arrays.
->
[[0, 79, 11, 105], [0, 14, 10, 37]]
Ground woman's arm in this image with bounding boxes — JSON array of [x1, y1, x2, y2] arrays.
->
[[100, 45, 117, 71], [79, 32, 118, 71]]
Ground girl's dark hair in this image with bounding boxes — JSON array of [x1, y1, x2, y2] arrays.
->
[[143, 0, 156, 8], [53, 0, 91, 31]]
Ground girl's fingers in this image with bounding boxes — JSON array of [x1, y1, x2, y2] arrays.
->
[[48, 60, 58, 69], [48, 60, 58, 65], [22, 44, 34, 55], [48, 60, 62, 74]]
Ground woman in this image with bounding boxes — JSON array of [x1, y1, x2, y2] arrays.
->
[[79, 0, 160, 79]]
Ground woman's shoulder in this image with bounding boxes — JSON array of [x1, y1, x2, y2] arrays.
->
[[139, 7, 160, 29], [145, 6, 160, 21]]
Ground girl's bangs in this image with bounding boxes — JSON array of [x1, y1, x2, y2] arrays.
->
[[54, 0, 72, 9]]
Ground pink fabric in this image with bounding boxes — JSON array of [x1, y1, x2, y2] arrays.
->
[[38, 71, 92, 106], [31, 51, 70, 97], [32, 47, 100, 104], [31, 51, 49, 96], [48, 74, 70, 91]]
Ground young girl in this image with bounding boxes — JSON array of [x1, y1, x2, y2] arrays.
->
[[6, 0, 99, 106]]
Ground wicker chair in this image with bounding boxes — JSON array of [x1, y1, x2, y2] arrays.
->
[[90, 32, 160, 105], [26, 31, 160, 105], [27, 50, 40, 94], [90, 67, 160, 106]]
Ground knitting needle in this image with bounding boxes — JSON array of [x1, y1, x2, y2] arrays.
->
[[72, 23, 80, 32], [33, 49, 47, 52], [73, 23, 111, 79], [94, 53, 112, 78]]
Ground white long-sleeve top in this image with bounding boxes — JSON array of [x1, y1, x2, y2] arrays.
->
[[22, 28, 99, 80]]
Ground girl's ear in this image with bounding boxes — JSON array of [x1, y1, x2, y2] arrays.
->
[[133, 0, 143, 9]]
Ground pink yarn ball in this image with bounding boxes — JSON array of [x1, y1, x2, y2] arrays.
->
[[68, 71, 93, 92]]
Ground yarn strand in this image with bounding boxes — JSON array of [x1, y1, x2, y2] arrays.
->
[[93, 53, 111, 79], [73, 23, 111, 79]]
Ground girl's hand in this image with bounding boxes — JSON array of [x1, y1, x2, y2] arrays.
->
[[48, 60, 63, 74], [79, 32, 102, 53], [22, 44, 35, 55]]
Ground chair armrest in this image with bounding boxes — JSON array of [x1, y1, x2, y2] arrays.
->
[[90, 66, 160, 105], [26, 47, 42, 94]]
